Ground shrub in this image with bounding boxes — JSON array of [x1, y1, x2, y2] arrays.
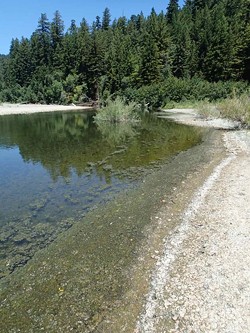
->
[[94, 96, 140, 123]]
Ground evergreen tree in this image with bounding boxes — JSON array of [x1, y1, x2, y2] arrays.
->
[[102, 8, 111, 30], [203, 3, 232, 81], [15, 37, 34, 86], [94, 16, 102, 30], [243, 23, 250, 80], [106, 28, 132, 93], [51, 11, 65, 69], [170, 10, 197, 78], [32, 13, 51, 66], [63, 20, 78, 75], [138, 30, 161, 85], [51, 10, 64, 50], [77, 18, 91, 82], [1, 2, 249, 104], [166, 0, 179, 24], [193, 0, 207, 11]]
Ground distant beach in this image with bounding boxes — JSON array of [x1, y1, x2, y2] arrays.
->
[[0, 103, 91, 116]]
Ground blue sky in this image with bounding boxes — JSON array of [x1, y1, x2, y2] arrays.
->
[[0, 0, 184, 55]]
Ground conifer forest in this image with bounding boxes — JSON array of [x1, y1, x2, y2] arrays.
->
[[0, 0, 249, 107]]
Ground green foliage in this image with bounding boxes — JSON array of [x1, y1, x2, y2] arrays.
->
[[102, 8, 111, 31], [63, 74, 87, 103], [166, 0, 179, 23], [217, 93, 250, 126], [94, 97, 140, 123], [123, 77, 248, 110], [197, 92, 250, 126], [0, 3, 249, 105]]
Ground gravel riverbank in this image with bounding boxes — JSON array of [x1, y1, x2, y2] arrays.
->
[[137, 128, 250, 332]]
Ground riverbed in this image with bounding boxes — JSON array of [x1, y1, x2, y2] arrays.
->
[[0, 110, 222, 332]]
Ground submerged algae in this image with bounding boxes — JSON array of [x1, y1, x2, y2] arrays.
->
[[0, 130, 224, 333], [0, 112, 204, 279]]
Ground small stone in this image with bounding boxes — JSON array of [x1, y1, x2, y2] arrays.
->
[[179, 308, 186, 318]]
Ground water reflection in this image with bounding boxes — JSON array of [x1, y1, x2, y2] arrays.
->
[[0, 111, 203, 278], [0, 111, 204, 225], [0, 111, 203, 178], [96, 121, 138, 146]]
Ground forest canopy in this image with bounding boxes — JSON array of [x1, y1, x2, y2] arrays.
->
[[0, 0, 249, 106]]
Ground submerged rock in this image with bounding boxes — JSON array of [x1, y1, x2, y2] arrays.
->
[[102, 164, 113, 171]]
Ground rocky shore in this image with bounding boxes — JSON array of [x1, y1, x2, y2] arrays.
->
[[136, 121, 250, 332]]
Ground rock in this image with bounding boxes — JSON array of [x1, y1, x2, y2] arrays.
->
[[102, 164, 113, 171], [86, 162, 96, 168]]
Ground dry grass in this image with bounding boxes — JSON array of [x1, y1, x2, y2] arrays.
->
[[198, 100, 220, 119], [217, 94, 250, 126], [197, 94, 250, 127]]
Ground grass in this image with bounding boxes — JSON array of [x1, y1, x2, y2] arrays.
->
[[163, 100, 200, 109], [195, 93, 250, 127], [217, 94, 250, 126], [197, 100, 220, 119], [94, 97, 140, 124]]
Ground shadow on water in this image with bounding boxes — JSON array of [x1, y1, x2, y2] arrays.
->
[[0, 111, 203, 278]]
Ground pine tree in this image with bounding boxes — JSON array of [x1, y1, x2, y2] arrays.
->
[[32, 13, 51, 66], [138, 30, 161, 85], [170, 10, 197, 78], [51, 11, 65, 69], [166, 0, 179, 24], [94, 16, 102, 30], [146, 11, 171, 78], [102, 8, 111, 31], [77, 18, 92, 82], [106, 27, 132, 93], [224, 0, 250, 80], [63, 20, 78, 75], [51, 10, 64, 50], [243, 23, 250, 80], [203, 2, 232, 81], [15, 37, 34, 86]]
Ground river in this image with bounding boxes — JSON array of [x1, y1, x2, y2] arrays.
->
[[0, 110, 205, 332]]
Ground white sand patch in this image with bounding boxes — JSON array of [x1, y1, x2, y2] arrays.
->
[[0, 103, 91, 116], [158, 108, 241, 129]]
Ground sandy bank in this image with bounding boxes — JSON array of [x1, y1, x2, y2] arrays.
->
[[137, 129, 250, 332], [158, 108, 241, 129], [0, 103, 92, 116]]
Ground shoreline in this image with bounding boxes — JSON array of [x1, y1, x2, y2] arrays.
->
[[0, 129, 224, 332], [157, 108, 241, 129], [0, 103, 92, 116], [1, 108, 249, 331], [135, 121, 250, 331]]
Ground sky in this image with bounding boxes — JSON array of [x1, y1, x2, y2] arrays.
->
[[0, 0, 184, 55]]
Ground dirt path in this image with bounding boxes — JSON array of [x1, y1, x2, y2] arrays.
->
[[137, 130, 250, 332]]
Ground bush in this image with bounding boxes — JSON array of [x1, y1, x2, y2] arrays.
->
[[94, 96, 140, 123], [123, 78, 249, 110], [162, 77, 248, 104]]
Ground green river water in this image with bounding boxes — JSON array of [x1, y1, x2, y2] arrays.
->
[[0, 110, 205, 332]]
